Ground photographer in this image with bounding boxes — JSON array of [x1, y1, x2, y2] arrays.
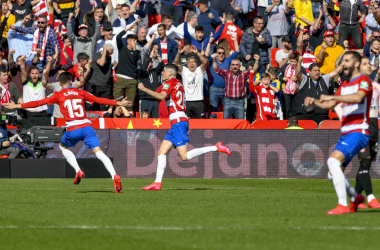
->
[[0, 124, 20, 158]]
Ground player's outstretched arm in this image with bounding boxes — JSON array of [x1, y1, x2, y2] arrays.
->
[[304, 96, 337, 110], [321, 91, 367, 104], [138, 83, 168, 101], [3, 96, 52, 110]]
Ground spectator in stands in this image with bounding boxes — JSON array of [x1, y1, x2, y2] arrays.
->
[[146, 14, 176, 41], [115, 32, 140, 111], [0, 0, 14, 49], [7, 15, 34, 66], [296, 26, 317, 75], [309, 3, 336, 51], [9, 0, 40, 27], [213, 55, 260, 119], [249, 72, 279, 121], [314, 31, 344, 75], [338, 0, 366, 48], [176, 39, 200, 67], [138, 54, 165, 118], [240, 16, 272, 73], [71, 53, 91, 84], [174, 45, 208, 119], [9, 49, 39, 94], [0, 123, 21, 158], [84, 7, 109, 38], [51, 0, 76, 30], [275, 35, 293, 68], [294, 0, 314, 27], [294, 58, 343, 125], [0, 67, 22, 114], [104, 105, 135, 118], [94, 21, 118, 65], [153, 24, 178, 64], [214, 12, 243, 52], [265, 0, 290, 49], [281, 53, 299, 119], [67, 12, 100, 64], [285, 116, 304, 129], [366, 3, 380, 38], [86, 44, 114, 111], [364, 29, 380, 57], [160, 0, 184, 27], [20, 56, 49, 118], [207, 36, 240, 112], [176, 10, 198, 40], [184, 14, 225, 52], [211, 0, 237, 17], [268, 67, 283, 119], [112, 3, 144, 30], [77, 0, 101, 25], [44, 44, 72, 84], [10, 15, 60, 72], [195, 0, 223, 37], [141, 109, 152, 118], [136, 27, 147, 51]]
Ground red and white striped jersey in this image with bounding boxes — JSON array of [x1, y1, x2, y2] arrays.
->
[[33, 0, 50, 25], [160, 41, 168, 64], [296, 50, 317, 75], [21, 87, 117, 131], [335, 74, 372, 136], [161, 78, 188, 125]]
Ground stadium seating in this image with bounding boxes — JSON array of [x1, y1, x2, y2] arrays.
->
[[318, 120, 341, 129], [251, 120, 318, 129]]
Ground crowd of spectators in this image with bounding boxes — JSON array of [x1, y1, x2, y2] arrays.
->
[[0, 0, 380, 125]]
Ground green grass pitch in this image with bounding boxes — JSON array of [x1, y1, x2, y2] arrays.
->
[[1, 178, 380, 250]]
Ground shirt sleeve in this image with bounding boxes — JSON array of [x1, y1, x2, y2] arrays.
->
[[358, 78, 371, 94], [84, 91, 118, 106], [216, 68, 229, 78], [322, 74, 331, 88], [161, 81, 172, 95], [298, 74, 308, 90], [21, 93, 58, 108]]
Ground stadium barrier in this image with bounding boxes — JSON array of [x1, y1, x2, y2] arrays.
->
[[13, 129, 379, 179]]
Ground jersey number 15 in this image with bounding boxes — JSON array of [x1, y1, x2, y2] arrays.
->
[[64, 99, 85, 118]]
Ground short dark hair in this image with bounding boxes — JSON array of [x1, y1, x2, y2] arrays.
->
[[157, 23, 166, 30], [165, 64, 178, 77], [216, 47, 225, 52], [121, 3, 129, 9], [0, 67, 7, 74], [370, 38, 380, 46], [59, 72, 73, 85], [57, 68, 66, 73], [268, 67, 279, 77], [288, 116, 299, 127], [151, 42, 159, 48], [231, 58, 241, 64], [289, 53, 299, 61], [261, 73, 271, 79], [344, 51, 362, 65], [95, 6, 103, 11], [30, 66, 40, 72], [226, 11, 235, 21], [309, 63, 320, 72], [77, 53, 89, 62], [1, 0, 8, 4], [361, 56, 370, 62], [195, 25, 204, 33], [162, 14, 172, 21], [253, 16, 263, 23], [126, 34, 137, 41], [38, 15, 47, 20]]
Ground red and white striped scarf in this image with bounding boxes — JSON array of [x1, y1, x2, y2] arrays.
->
[[260, 86, 276, 119], [0, 83, 11, 105], [53, 20, 67, 34], [160, 40, 168, 64], [33, 0, 50, 25], [31, 26, 50, 61], [284, 64, 297, 95], [301, 50, 317, 75]]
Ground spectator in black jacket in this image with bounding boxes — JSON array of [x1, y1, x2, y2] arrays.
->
[[138, 55, 165, 118], [83, 7, 109, 38], [115, 29, 141, 112]]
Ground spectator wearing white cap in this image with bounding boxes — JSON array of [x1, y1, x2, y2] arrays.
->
[[67, 12, 101, 64], [314, 30, 345, 75]]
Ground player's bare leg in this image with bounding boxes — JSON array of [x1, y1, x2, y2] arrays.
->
[[142, 140, 174, 191], [177, 142, 231, 161], [59, 143, 85, 185], [92, 146, 122, 193]]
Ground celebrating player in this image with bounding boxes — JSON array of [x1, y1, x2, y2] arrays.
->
[[304, 51, 372, 214], [138, 64, 231, 191], [3, 72, 132, 193]]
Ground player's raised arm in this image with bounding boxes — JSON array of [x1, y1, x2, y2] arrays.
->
[[138, 82, 168, 101]]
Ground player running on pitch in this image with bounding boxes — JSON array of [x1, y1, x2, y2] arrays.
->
[[304, 51, 372, 214], [138, 64, 231, 191], [333, 56, 380, 209], [4, 72, 132, 193]]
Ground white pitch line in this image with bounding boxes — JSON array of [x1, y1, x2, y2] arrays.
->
[[0, 225, 380, 231], [0, 187, 332, 190]]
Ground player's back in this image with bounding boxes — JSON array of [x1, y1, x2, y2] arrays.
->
[[54, 88, 92, 131], [162, 78, 187, 125]]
